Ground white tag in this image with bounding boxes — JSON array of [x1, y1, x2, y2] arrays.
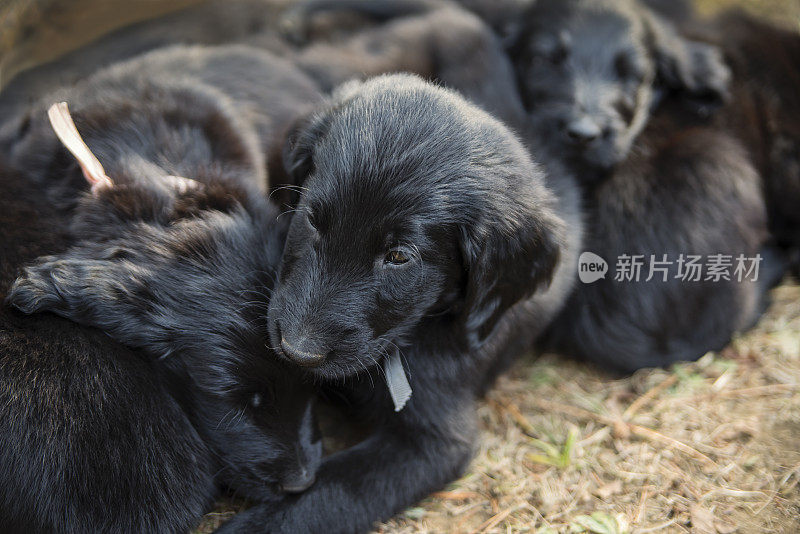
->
[[47, 102, 113, 192], [383, 350, 412, 412]]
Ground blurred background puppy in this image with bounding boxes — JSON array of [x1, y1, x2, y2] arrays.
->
[[507, 0, 730, 177]]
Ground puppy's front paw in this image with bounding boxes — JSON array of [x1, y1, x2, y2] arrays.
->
[[686, 42, 731, 107], [6, 259, 66, 315]]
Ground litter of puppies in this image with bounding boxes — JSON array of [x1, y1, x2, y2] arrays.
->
[[0, 0, 797, 532]]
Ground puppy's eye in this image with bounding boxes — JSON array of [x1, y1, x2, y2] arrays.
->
[[384, 249, 410, 266], [614, 53, 642, 81]]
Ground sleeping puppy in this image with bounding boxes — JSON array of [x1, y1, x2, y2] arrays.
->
[[279, 0, 526, 126], [1, 44, 325, 531], [216, 74, 583, 533], [542, 100, 778, 373], [0, 160, 215, 533], [507, 0, 730, 178], [503, 2, 784, 372]]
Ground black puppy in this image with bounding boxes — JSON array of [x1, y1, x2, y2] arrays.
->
[[507, 0, 730, 177], [506, 1, 800, 261], [497, 0, 781, 372], [542, 101, 776, 373], [216, 74, 583, 532], [280, 0, 527, 126], [1, 44, 324, 531]]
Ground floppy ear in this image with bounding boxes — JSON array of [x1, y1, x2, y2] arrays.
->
[[644, 11, 730, 107], [458, 206, 562, 346], [280, 112, 335, 195], [282, 81, 364, 189]]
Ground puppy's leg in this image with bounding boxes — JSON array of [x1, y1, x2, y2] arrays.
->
[[215, 397, 475, 533]]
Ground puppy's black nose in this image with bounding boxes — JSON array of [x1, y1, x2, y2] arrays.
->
[[565, 116, 601, 144], [280, 469, 316, 493], [280, 334, 326, 367]]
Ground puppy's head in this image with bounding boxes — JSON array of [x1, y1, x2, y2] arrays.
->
[[196, 356, 322, 500], [269, 74, 565, 380], [509, 0, 730, 173], [6, 133, 321, 500]]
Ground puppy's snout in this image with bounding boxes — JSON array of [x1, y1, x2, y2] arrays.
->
[[279, 329, 327, 367], [565, 116, 601, 144], [279, 468, 316, 494]]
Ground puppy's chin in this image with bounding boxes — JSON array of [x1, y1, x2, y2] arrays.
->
[[292, 349, 383, 382], [220, 472, 283, 503], [562, 140, 626, 178], [270, 336, 388, 382]]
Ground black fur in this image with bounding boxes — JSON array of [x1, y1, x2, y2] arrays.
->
[[266, 0, 782, 377], [280, 0, 527, 127], [0, 159, 216, 533], [507, 0, 730, 176], [505, 1, 800, 261], [495, 0, 781, 372], [705, 12, 800, 268], [1, 44, 325, 531], [543, 103, 776, 373], [0, 0, 303, 120], [216, 74, 583, 533]]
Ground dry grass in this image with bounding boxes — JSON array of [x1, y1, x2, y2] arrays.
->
[[695, 0, 800, 27], [364, 280, 800, 534]]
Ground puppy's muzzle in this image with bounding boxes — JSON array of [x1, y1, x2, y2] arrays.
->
[[279, 468, 316, 493], [280, 335, 326, 367], [565, 115, 601, 144]]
